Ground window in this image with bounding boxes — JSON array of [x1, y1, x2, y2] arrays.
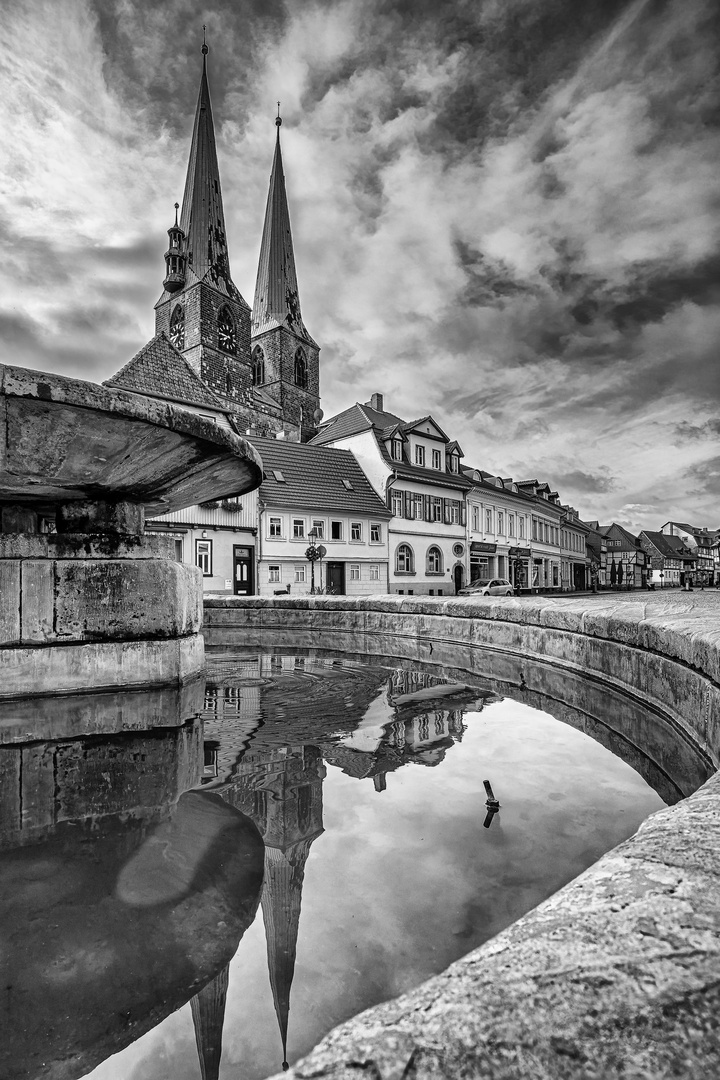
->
[[294, 565, 306, 582], [449, 503, 460, 524], [269, 516, 282, 537], [218, 307, 236, 353], [251, 345, 265, 385], [391, 491, 403, 517], [272, 470, 286, 482], [169, 304, 184, 350], [342, 478, 354, 491], [195, 539, 212, 576], [426, 546, 443, 573], [508, 513, 515, 536], [331, 521, 342, 540], [431, 496, 442, 522], [485, 509, 493, 533], [294, 347, 308, 389], [351, 522, 362, 541], [432, 449, 442, 470], [269, 565, 281, 582], [392, 439, 403, 461], [370, 523, 381, 543], [412, 494, 424, 520], [350, 564, 360, 580], [519, 517, 525, 539], [415, 445, 425, 466], [472, 506, 479, 532], [293, 519, 305, 539], [449, 454, 459, 473], [311, 519, 324, 540], [497, 512, 504, 534], [370, 564, 380, 580], [396, 543, 414, 573]]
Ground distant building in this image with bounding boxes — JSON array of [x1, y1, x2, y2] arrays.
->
[[599, 523, 648, 589], [639, 531, 696, 587], [659, 522, 717, 586], [250, 436, 391, 595], [313, 395, 472, 594]]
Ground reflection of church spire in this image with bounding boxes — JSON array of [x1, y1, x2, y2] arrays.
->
[[261, 838, 315, 1069], [190, 964, 230, 1080]]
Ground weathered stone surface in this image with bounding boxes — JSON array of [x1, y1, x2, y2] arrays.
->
[[0, 362, 263, 515], [56, 499, 145, 535], [201, 594, 720, 1080], [0, 633, 205, 698], [0, 532, 176, 560], [0, 560, 20, 645]]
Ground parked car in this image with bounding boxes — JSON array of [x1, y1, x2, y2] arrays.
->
[[458, 578, 514, 597]]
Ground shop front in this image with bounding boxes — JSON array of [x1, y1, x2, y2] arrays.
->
[[470, 541, 497, 582]]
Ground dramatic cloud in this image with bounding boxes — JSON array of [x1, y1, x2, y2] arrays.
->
[[1, 0, 718, 529]]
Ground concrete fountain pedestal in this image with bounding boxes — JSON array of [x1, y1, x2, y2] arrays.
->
[[0, 364, 262, 702]]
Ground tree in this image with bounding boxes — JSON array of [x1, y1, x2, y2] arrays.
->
[[610, 560, 617, 586]]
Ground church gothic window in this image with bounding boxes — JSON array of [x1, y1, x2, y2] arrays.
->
[[294, 347, 308, 389], [218, 307, 236, 353], [252, 345, 265, 385], [169, 305, 184, 350]]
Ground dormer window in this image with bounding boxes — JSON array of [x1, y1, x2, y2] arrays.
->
[[391, 439, 403, 461], [218, 307, 236, 353], [415, 445, 425, 467], [432, 449, 442, 470], [449, 454, 459, 473]]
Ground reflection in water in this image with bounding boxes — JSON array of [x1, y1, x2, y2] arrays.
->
[[0, 650, 711, 1080]]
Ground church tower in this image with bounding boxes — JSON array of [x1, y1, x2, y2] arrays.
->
[[251, 114, 321, 442], [154, 40, 253, 405]]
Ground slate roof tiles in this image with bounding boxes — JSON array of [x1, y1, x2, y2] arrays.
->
[[104, 332, 226, 411]]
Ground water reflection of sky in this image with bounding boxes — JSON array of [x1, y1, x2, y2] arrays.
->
[[80, 654, 664, 1080]]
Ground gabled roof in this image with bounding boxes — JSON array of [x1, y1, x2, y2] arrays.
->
[[462, 465, 536, 504], [401, 416, 450, 442], [640, 531, 695, 558], [599, 522, 642, 548], [312, 402, 405, 445], [252, 122, 317, 347], [251, 436, 391, 516], [104, 332, 227, 412]]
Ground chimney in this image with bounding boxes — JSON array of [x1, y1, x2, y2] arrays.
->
[[370, 393, 384, 412]]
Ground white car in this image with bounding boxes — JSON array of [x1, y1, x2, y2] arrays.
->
[[459, 577, 514, 597]]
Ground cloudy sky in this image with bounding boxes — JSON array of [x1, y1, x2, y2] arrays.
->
[[1, 0, 718, 530]]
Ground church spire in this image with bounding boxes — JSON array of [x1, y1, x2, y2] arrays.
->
[[252, 112, 316, 345], [190, 965, 230, 1080], [177, 36, 239, 299]]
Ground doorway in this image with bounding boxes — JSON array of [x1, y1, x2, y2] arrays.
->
[[325, 561, 345, 595], [233, 545, 255, 595], [453, 564, 464, 594]]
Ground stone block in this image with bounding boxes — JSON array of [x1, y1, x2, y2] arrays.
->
[[20, 560, 54, 643], [56, 499, 144, 536], [1, 505, 38, 533], [0, 560, 20, 644]]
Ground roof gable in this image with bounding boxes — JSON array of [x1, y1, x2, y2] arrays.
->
[[105, 333, 227, 412], [401, 416, 449, 442]]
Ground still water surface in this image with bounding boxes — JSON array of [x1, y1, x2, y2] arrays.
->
[[2, 650, 669, 1080]]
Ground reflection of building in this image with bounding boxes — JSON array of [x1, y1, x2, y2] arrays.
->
[[191, 966, 229, 1080], [214, 744, 325, 1071]]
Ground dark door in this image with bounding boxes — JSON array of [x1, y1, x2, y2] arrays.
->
[[453, 564, 464, 594], [573, 563, 585, 591], [233, 545, 254, 595], [326, 561, 345, 595]]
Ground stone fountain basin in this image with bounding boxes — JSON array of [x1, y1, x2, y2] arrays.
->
[[0, 364, 263, 515]]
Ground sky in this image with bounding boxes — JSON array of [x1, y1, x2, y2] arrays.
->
[[0, 0, 718, 531]]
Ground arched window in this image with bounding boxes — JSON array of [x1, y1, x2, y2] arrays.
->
[[252, 345, 265, 386], [169, 304, 184, 350], [426, 546, 443, 574], [396, 543, 414, 573], [294, 347, 308, 389], [217, 307, 236, 353]]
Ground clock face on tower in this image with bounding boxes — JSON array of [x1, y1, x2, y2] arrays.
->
[[169, 305, 184, 350], [218, 308, 236, 353]]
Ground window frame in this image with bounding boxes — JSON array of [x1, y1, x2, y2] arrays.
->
[[426, 545, 443, 574], [292, 518, 305, 540], [370, 523, 381, 544], [395, 543, 415, 574], [349, 564, 361, 581], [294, 564, 306, 583], [415, 445, 425, 467], [330, 520, 343, 541], [269, 516, 283, 538], [351, 522, 362, 542], [268, 564, 281, 583], [369, 564, 380, 580], [432, 448, 442, 470], [195, 539, 213, 576]]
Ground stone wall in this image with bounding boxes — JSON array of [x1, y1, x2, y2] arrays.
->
[[202, 594, 720, 1080]]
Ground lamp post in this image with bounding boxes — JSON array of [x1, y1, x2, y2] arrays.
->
[[307, 528, 319, 594]]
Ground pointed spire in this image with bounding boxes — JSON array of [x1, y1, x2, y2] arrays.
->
[[190, 965, 230, 1080], [252, 114, 316, 345], [178, 38, 239, 299]]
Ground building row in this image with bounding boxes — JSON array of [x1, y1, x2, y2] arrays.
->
[[102, 45, 718, 597]]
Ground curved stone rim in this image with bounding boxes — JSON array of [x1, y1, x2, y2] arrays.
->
[[0, 363, 264, 514]]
